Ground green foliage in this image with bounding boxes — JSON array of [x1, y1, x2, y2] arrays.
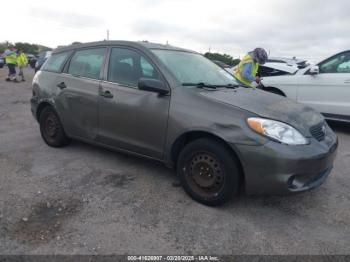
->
[[0, 41, 52, 55], [204, 52, 240, 67], [14, 42, 39, 54]]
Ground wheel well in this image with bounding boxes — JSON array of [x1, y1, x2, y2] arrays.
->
[[171, 131, 244, 179], [36, 102, 52, 120], [264, 86, 286, 97]]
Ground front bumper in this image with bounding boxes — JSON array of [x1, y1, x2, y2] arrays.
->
[[234, 131, 338, 195]]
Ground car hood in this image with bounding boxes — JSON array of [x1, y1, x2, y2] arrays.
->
[[199, 87, 323, 137]]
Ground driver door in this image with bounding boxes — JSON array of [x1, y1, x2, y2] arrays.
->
[[98, 47, 170, 159]]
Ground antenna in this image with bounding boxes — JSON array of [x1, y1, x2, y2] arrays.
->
[[107, 30, 109, 40]]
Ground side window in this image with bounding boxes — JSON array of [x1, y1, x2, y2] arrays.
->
[[41, 52, 70, 72], [68, 48, 106, 79], [108, 48, 160, 87], [319, 52, 350, 74]]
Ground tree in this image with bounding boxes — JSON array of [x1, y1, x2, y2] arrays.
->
[[0, 41, 52, 55], [14, 42, 39, 54], [204, 52, 240, 67]]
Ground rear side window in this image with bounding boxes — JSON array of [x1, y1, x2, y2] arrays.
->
[[68, 48, 106, 79], [41, 52, 70, 73]]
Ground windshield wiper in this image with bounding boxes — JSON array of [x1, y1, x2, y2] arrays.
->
[[211, 84, 242, 89], [182, 82, 217, 89], [182, 82, 245, 89]]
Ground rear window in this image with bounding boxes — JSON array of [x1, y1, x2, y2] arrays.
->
[[41, 52, 70, 73], [68, 48, 106, 79]]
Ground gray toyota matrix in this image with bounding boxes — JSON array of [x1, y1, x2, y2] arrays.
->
[[31, 41, 338, 206]]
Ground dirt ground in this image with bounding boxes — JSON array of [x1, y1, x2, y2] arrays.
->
[[0, 68, 349, 255]]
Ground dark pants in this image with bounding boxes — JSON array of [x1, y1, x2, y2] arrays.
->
[[7, 63, 16, 75]]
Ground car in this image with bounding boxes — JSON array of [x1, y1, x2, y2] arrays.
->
[[212, 60, 230, 69], [258, 62, 299, 77], [27, 54, 37, 69], [31, 41, 338, 206], [0, 57, 4, 68], [261, 50, 350, 122], [267, 56, 309, 69], [35, 51, 52, 72]]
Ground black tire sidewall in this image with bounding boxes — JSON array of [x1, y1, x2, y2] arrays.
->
[[177, 138, 241, 206], [39, 106, 70, 147]]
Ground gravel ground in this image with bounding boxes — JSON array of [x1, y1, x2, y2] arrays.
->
[[0, 68, 349, 255]]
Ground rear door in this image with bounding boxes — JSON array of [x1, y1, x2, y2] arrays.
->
[[296, 51, 350, 119], [55, 47, 107, 140], [98, 47, 170, 159]]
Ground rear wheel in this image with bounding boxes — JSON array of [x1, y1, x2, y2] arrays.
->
[[39, 106, 70, 147], [177, 138, 241, 206]]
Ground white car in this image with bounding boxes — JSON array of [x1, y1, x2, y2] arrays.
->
[[261, 50, 350, 122], [258, 62, 299, 77]]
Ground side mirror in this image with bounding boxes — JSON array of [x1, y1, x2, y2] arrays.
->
[[138, 78, 169, 95], [309, 65, 319, 75]]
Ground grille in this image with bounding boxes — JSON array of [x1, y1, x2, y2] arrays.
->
[[310, 121, 326, 141]]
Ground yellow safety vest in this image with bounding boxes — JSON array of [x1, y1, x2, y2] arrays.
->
[[233, 54, 259, 86], [17, 53, 28, 67], [5, 52, 17, 65]]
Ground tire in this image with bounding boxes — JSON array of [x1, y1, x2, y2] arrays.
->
[[39, 106, 71, 147], [177, 138, 241, 206]]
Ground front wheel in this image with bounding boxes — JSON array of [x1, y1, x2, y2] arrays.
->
[[177, 138, 241, 206], [39, 106, 71, 147]]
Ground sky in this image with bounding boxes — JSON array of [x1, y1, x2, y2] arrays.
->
[[2, 0, 349, 63]]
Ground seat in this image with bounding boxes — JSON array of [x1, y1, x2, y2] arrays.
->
[[110, 62, 138, 86]]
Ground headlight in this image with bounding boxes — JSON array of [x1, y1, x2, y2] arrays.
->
[[247, 117, 309, 145]]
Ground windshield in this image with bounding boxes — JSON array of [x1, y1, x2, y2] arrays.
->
[[152, 49, 238, 86]]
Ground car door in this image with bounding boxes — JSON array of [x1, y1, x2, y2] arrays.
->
[[296, 51, 350, 119], [98, 47, 170, 159], [55, 47, 107, 140]]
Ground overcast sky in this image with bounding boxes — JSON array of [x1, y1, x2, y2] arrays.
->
[[2, 0, 349, 62]]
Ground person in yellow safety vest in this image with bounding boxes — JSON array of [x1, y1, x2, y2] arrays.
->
[[4, 47, 18, 82], [233, 47, 268, 87], [17, 50, 28, 81]]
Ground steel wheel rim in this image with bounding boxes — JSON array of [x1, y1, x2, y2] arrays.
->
[[44, 113, 59, 138], [185, 152, 225, 198]]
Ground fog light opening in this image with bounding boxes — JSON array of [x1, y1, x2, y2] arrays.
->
[[288, 175, 298, 190]]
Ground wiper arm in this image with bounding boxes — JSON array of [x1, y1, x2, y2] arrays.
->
[[212, 84, 242, 89], [182, 82, 217, 89]]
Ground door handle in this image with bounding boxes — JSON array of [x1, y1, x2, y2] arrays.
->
[[344, 79, 350, 84], [57, 82, 67, 89], [100, 90, 114, 98]]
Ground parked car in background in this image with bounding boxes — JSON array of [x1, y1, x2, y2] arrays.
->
[[258, 62, 299, 77], [267, 56, 309, 69], [35, 51, 52, 72], [211, 60, 233, 73], [0, 57, 4, 68], [31, 41, 337, 206], [27, 54, 37, 69], [261, 50, 350, 122]]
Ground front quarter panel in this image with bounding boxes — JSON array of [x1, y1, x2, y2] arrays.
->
[[165, 87, 269, 164], [262, 75, 299, 100]]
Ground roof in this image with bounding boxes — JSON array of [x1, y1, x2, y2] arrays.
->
[[53, 40, 195, 54]]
